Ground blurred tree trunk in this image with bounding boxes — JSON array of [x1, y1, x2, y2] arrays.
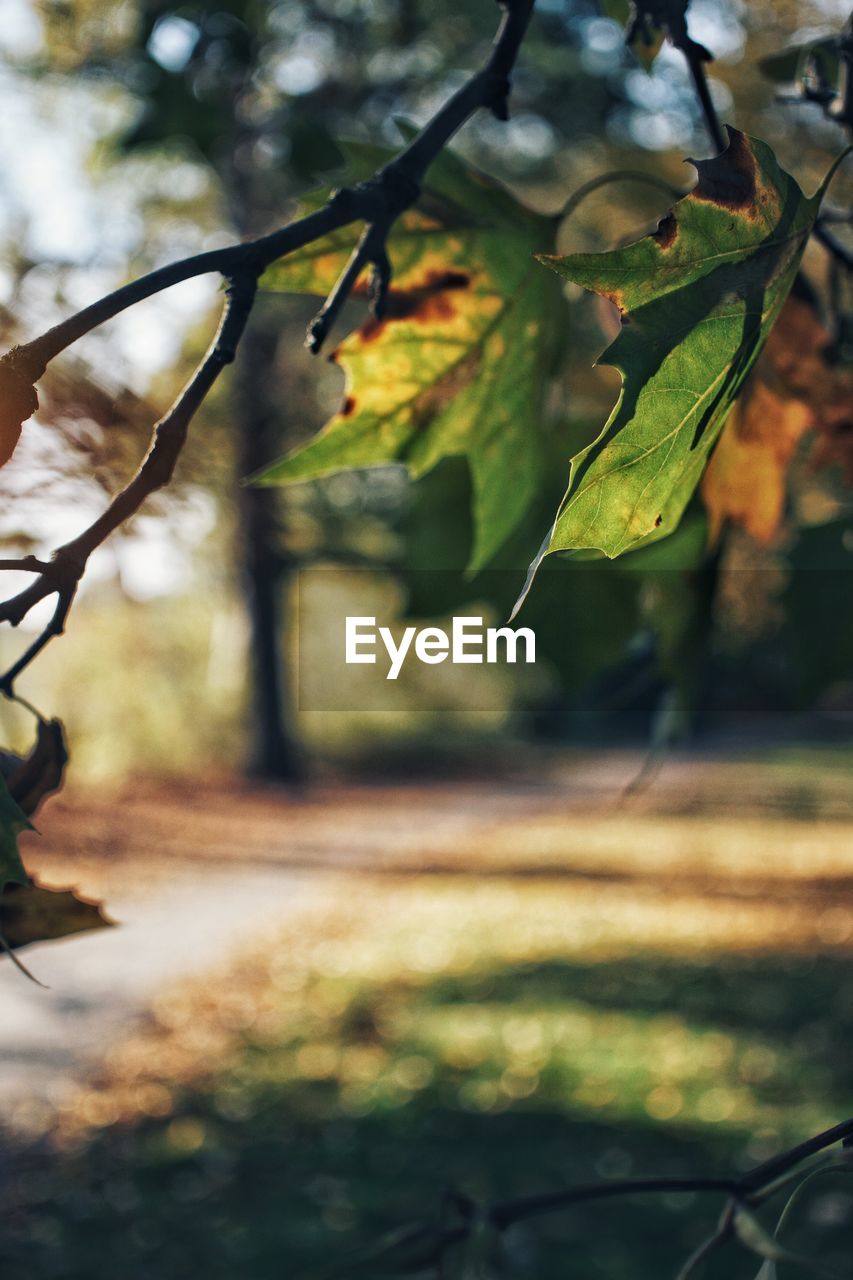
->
[[232, 317, 302, 781], [227, 143, 303, 782]]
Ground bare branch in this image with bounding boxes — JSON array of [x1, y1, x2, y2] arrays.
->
[[0, 271, 257, 692], [626, 1, 726, 153], [371, 1119, 853, 1276], [0, 0, 536, 687], [737, 1116, 853, 1198], [489, 1175, 739, 1230], [0, 557, 51, 574], [305, 0, 536, 352]]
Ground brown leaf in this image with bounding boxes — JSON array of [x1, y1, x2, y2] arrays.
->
[[702, 380, 813, 545], [0, 360, 38, 467], [3, 718, 68, 818], [0, 878, 112, 952], [702, 296, 853, 544]]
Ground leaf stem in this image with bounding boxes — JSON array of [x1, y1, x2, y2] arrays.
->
[[685, 50, 727, 154], [558, 170, 686, 223]]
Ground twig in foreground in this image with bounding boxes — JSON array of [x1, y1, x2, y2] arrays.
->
[[0, 0, 536, 694]]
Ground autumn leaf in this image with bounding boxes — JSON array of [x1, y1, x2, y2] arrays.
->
[[701, 379, 811, 545], [255, 140, 565, 570], [0, 772, 30, 890], [0, 718, 110, 967], [2, 716, 69, 817], [532, 129, 847, 567], [0, 878, 112, 953], [702, 294, 853, 544], [0, 361, 38, 469]]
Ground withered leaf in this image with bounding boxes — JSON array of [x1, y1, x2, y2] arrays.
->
[[3, 717, 69, 818], [702, 294, 853, 543], [257, 139, 565, 570], [0, 878, 112, 953], [0, 772, 29, 891]]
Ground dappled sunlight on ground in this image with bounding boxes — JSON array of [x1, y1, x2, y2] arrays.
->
[[1, 745, 852, 1278]]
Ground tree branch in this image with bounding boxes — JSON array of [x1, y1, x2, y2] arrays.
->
[[0, 0, 536, 692], [626, 1, 726, 154], [360, 1119, 853, 1277], [304, 0, 535, 352], [488, 1175, 739, 1230], [0, 272, 258, 693]]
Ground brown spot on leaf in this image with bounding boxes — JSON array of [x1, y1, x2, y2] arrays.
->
[[654, 514, 663, 528], [410, 351, 481, 432], [653, 213, 678, 250], [359, 270, 472, 344], [341, 395, 356, 417], [691, 128, 757, 214]]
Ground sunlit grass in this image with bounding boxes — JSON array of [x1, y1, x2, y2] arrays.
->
[[4, 754, 853, 1279]]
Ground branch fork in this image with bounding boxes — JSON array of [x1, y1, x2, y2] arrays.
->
[[0, 0, 536, 695]]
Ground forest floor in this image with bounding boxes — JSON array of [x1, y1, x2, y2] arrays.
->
[[1, 739, 852, 1279]]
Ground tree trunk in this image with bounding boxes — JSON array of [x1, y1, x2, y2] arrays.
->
[[232, 315, 303, 781]]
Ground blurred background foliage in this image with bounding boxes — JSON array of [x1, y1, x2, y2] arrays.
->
[[0, 0, 851, 782]]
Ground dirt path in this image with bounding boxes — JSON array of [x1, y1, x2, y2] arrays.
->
[[2, 747, 851, 1115], [1, 771, 587, 1110]]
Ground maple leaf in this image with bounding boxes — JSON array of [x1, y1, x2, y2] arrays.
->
[[702, 294, 853, 544], [255, 140, 565, 571], [0, 719, 110, 971], [532, 129, 848, 568]]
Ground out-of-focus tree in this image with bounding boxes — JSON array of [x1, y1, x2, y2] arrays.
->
[[1, 0, 850, 777]]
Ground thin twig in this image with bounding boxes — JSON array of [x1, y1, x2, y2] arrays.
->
[[0, 272, 257, 693], [737, 1117, 853, 1198], [558, 170, 685, 222], [0, 0, 536, 689], [684, 51, 727, 154], [489, 1175, 739, 1230], [304, 0, 534, 352], [625, 1, 726, 154], [0, 557, 50, 574], [379, 1119, 853, 1276], [305, 224, 382, 354]]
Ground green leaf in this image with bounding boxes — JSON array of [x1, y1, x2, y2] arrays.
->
[[534, 129, 847, 566], [0, 772, 30, 890], [255, 142, 565, 570]]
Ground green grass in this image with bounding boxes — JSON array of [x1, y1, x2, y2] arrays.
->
[[2, 869, 852, 1280]]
